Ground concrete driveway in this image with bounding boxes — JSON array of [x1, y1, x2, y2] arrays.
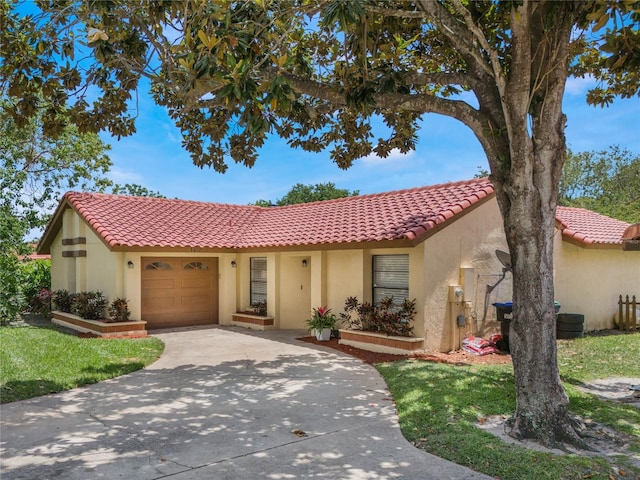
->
[[0, 327, 490, 479]]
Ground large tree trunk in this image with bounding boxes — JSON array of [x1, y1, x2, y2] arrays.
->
[[499, 148, 585, 447], [486, 1, 587, 448]]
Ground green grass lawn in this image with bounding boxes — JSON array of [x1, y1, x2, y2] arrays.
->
[[377, 332, 640, 480], [0, 324, 164, 403]]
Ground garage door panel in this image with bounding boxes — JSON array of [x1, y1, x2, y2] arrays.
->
[[144, 279, 177, 291], [179, 312, 213, 323], [181, 278, 213, 289], [142, 257, 218, 329], [181, 296, 211, 309], [143, 315, 182, 328], [179, 288, 212, 298], [144, 296, 176, 309], [144, 275, 176, 283]]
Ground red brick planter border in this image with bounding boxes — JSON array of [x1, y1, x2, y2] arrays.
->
[[339, 329, 424, 355], [52, 311, 147, 338], [231, 313, 275, 331]]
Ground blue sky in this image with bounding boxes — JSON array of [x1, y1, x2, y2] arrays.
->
[[103, 77, 640, 205]]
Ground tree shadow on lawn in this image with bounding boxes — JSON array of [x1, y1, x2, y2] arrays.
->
[[1, 379, 67, 404], [1, 363, 147, 405], [377, 360, 640, 478], [82, 362, 147, 378]]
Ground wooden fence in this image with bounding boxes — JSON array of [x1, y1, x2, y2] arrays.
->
[[618, 295, 638, 331]]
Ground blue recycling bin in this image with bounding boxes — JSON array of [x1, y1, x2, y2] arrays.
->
[[492, 302, 560, 352]]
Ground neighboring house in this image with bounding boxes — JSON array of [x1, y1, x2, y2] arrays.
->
[[554, 207, 639, 331], [18, 244, 51, 261], [38, 178, 639, 352]]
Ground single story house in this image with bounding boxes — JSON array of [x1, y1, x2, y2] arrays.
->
[[38, 178, 639, 352], [554, 207, 639, 330]]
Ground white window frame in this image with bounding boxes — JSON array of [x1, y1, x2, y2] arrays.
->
[[372, 254, 409, 306], [250, 257, 267, 306]]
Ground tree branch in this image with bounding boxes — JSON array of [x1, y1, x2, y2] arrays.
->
[[414, 0, 494, 81], [402, 71, 472, 88], [449, 0, 507, 99], [363, 4, 426, 19]]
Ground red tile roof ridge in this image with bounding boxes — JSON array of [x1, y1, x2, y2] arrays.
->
[[269, 177, 493, 210], [63, 191, 263, 210]]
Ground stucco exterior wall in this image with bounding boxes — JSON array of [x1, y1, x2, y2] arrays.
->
[[422, 198, 510, 353], [234, 247, 425, 332], [49, 228, 67, 292], [49, 209, 121, 310], [325, 250, 365, 311], [50, 209, 79, 292], [553, 232, 640, 331], [84, 226, 122, 298]]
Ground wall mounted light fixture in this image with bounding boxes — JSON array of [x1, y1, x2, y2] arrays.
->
[[127, 260, 134, 269], [231, 260, 237, 268], [302, 259, 308, 267]]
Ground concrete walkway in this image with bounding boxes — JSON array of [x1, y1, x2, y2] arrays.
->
[[0, 327, 491, 479]]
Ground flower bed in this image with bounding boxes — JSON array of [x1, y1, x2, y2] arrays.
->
[[231, 312, 275, 331], [338, 329, 424, 355], [51, 311, 147, 338]]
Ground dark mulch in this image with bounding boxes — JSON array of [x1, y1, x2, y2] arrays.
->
[[297, 336, 513, 366]]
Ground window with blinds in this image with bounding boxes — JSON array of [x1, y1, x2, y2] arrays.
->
[[372, 254, 409, 306], [250, 257, 267, 305]]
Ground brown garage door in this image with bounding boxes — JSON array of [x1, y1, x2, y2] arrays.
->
[[142, 257, 219, 329]]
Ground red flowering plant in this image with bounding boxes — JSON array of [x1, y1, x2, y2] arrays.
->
[[30, 288, 53, 315], [306, 306, 337, 331]]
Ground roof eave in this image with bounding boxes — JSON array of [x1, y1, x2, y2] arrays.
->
[[108, 244, 237, 254], [560, 233, 624, 250], [37, 194, 73, 255]]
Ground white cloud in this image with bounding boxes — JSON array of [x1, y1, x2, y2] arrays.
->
[[108, 167, 144, 184], [359, 148, 416, 167], [565, 75, 596, 96]]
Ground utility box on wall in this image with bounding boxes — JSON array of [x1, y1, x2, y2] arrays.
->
[[460, 267, 475, 303], [448, 285, 463, 303]]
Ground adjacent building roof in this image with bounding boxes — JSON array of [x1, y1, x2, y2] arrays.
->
[[38, 178, 495, 252], [555, 206, 631, 246], [18, 244, 51, 261]]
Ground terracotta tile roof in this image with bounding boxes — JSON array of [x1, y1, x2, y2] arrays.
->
[[555, 206, 630, 246], [43, 178, 495, 251], [64, 193, 262, 249], [240, 179, 494, 247], [19, 253, 51, 261]]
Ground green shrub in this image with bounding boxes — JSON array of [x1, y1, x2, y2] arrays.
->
[[19, 259, 51, 308], [52, 289, 74, 313], [30, 289, 53, 315], [72, 291, 107, 320], [0, 252, 22, 325], [0, 210, 29, 324], [340, 296, 416, 337], [108, 297, 131, 322]]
